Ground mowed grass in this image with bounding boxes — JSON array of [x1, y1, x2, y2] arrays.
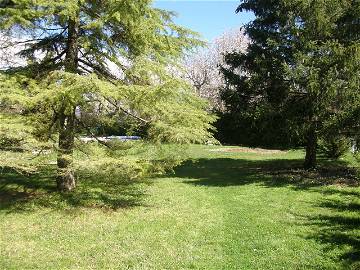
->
[[0, 145, 359, 269]]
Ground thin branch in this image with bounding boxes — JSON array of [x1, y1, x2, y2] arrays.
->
[[76, 119, 111, 148], [39, 27, 67, 32], [78, 63, 93, 75], [103, 96, 150, 124], [0, 38, 44, 49], [78, 58, 118, 81]]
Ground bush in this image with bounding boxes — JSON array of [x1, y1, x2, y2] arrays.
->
[[0, 133, 24, 151], [319, 135, 350, 159], [74, 142, 187, 184]]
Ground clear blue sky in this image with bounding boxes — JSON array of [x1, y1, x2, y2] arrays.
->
[[153, 1, 254, 41]]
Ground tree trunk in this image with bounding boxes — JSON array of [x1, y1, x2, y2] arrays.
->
[[56, 17, 79, 192], [304, 123, 317, 169], [57, 107, 76, 191]]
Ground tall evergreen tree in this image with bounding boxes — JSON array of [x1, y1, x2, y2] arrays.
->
[[0, 0, 215, 191], [222, 0, 360, 168]]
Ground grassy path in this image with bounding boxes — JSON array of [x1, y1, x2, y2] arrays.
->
[[1, 145, 359, 269]]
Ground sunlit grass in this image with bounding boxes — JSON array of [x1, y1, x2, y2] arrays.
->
[[1, 145, 359, 269]]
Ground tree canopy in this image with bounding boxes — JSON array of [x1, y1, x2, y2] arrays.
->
[[0, 0, 216, 191], [221, 0, 360, 167]]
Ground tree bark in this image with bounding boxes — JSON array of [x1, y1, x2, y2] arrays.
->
[[56, 17, 79, 192], [57, 106, 76, 191], [304, 123, 317, 169]]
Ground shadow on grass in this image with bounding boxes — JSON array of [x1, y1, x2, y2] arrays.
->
[[175, 157, 358, 188], [175, 157, 360, 269], [306, 193, 360, 269], [0, 167, 147, 213]]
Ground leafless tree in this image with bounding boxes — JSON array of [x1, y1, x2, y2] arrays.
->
[[183, 28, 248, 111], [0, 31, 27, 69]]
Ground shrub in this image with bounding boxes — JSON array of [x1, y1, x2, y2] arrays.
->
[[0, 133, 24, 151], [319, 135, 350, 159], [74, 142, 187, 184]]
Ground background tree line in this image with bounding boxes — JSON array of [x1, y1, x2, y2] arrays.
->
[[185, 0, 360, 168]]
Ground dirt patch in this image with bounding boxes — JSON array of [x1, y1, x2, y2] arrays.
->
[[210, 147, 286, 154], [268, 167, 360, 187]]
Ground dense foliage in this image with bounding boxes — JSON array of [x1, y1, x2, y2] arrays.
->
[[0, 0, 216, 191], [220, 0, 360, 166]]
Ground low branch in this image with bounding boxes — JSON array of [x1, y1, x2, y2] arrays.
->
[[77, 119, 111, 148], [103, 96, 150, 124]]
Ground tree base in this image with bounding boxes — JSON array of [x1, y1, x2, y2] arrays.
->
[[304, 160, 316, 170], [56, 171, 76, 192], [304, 124, 317, 169]]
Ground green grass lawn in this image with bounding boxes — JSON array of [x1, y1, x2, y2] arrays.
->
[[0, 145, 359, 269]]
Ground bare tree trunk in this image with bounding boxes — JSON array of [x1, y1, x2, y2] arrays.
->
[[57, 106, 76, 191], [304, 123, 317, 169], [56, 18, 79, 192]]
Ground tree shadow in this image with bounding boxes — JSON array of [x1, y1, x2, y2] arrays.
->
[[175, 157, 358, 189], [174, 157, 360, 268], [0, 167, 148, 213], [305, 192, 360, 269]]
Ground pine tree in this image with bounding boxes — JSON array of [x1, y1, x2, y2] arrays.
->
[[222, 0, 360, 168], [0, 0, 215, 191]]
